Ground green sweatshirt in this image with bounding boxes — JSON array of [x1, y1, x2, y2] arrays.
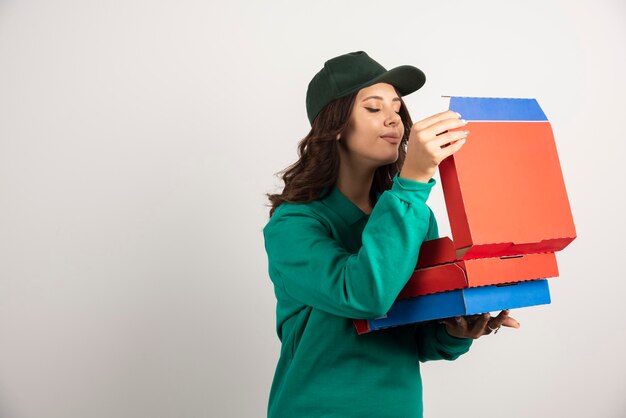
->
[[263, 173, 472, 418]]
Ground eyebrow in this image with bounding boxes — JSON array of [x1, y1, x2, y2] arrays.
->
[[361, 95, 401, 102]]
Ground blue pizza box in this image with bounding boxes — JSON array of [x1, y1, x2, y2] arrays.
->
[[355, 279, 550, 334]]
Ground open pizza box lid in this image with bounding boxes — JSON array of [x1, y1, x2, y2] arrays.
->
[[436, 96, 576, 260]]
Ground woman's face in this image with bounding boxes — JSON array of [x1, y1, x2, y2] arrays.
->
[[340, 82, 404, 169]]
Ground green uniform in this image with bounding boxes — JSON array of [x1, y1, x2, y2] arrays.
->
[[263, 174, 473, 418]]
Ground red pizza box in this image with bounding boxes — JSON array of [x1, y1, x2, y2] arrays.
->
[[399, 237, 559, 298]]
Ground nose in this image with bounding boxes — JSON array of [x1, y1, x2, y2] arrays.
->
[[385, 109, 401, 126]]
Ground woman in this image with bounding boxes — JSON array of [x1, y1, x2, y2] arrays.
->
[[263, 51, 519, 418]]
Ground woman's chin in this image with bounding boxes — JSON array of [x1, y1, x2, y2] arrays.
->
[[378, 152, 399, 166]]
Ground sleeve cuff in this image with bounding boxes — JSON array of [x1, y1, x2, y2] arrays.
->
[[436, 323, 474, 349], [390, 173, 436, 205]]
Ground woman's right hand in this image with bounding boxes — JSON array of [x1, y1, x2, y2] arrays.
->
[[399, 110, 469, 183]]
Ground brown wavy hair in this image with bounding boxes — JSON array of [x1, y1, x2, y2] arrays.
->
[[266, 87, 414, 217]]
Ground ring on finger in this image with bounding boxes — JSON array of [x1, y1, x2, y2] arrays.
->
[[487, 324, 501, 334]]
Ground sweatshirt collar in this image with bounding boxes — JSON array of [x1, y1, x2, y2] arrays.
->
[[321, 185, 380, 225]]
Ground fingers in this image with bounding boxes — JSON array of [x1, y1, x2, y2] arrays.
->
[[442, 316, 467, 329], [412, 127, 468, 162], [408, 116, 467, 149], [469, 313, 491, 337], [411, 109, 461, 132], [502, 316, 521, 328], [485, 310, 508, 333], [440, 311, 521, 340], [420, 117, 468, 140], [401, 110, 469, 181], [432, 129, 470, 149], [440, 316, 469, 339], [434, 132, 468, 160], [455, 316, 468, 330], [465, 314, 482, 325], [485, 311, 521, 333]]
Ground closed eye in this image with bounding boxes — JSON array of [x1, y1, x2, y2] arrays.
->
[[365, 107, 401, 114]]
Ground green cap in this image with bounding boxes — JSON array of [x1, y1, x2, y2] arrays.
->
[[305, 51, 426, 126]]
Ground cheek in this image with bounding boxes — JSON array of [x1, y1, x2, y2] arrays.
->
[[352, 119, 380, 140]]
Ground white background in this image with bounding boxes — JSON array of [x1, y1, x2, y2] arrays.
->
[[1, 0, 625, 417]]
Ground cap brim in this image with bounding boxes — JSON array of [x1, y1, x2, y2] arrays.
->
[[364, 65, 426, 97]]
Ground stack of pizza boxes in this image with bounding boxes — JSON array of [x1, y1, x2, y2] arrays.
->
[[355, 97, 577, 334]]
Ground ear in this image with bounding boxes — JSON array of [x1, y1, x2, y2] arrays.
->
[[336, 134, 341, 141]]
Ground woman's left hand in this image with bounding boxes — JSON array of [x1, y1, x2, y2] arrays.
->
[[439, 310, 520, 339]]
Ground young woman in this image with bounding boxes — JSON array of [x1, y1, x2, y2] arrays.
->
[[263, 51, 519, 418]]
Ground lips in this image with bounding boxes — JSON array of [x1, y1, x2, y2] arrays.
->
[[380, 134, 401, 145]]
